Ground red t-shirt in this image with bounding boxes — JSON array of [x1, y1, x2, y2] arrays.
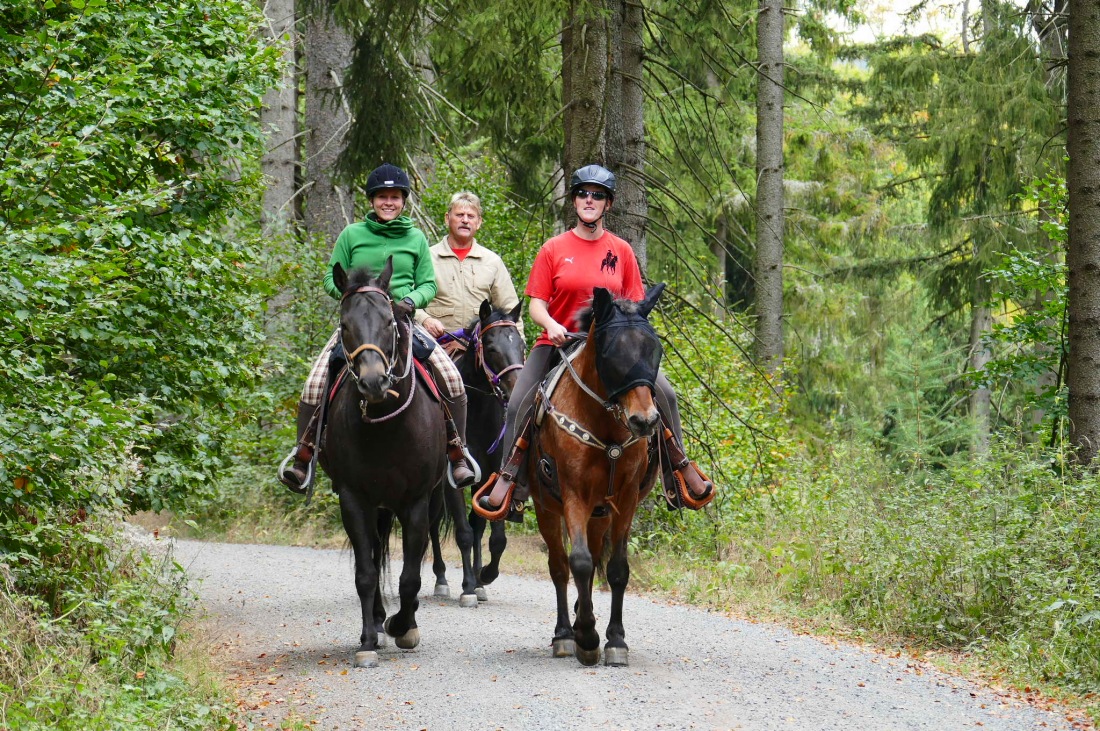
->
[[525, 230, 645, 347]]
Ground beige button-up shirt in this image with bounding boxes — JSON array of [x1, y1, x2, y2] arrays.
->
[[416, 238, 523, 335]]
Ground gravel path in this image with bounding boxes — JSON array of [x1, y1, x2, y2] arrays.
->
[[175, 539, 1084, 730]]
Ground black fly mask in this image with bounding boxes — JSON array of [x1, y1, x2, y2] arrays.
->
[[588, 284, 665, 402]]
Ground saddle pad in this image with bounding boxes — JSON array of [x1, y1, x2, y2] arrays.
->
[[414, 359, 442, 402], [534, 343, 586, 428]]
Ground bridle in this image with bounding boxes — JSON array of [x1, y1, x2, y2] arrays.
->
[[540, 331, 658, 499], [474, 319, 525, 405], [339, 285, 415, 420], [552, 333, 649, 433]]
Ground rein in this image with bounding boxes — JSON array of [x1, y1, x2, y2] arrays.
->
[[340, 285, 417, 423]]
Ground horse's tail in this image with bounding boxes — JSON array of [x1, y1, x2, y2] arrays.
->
[[377, 508, 395, 582]]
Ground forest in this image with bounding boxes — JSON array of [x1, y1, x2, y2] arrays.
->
[[2, 0, 1099, 726]]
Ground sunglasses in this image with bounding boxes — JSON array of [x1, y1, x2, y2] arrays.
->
[[574, 190, 609, 201]]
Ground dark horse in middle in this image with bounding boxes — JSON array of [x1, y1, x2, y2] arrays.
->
[[428, 300, 525, 606], [320, 260, 448, 669]]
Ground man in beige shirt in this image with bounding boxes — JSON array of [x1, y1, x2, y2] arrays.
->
[[417, 191, 523, 339]]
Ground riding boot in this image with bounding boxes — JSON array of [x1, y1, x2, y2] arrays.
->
[[473, 432, 530, 520], [278, 400, 319, 494], [445, 399, 477, 488], [661, 426, 715, 509]]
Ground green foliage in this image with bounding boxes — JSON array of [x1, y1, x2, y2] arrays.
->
[[851, 6, 1060, 312], [982, 172, 1067, 432], [709, 439, 1100, 690], [1, 520, 240, 729], [630, 304, 792, 553], [0, 0, 279, 581]]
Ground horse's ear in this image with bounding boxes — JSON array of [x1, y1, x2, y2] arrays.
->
[[508, 300, 523, 322], [379, 256, 394, 290], [479, 299, 492, 322], [332, 263, 348, 294], [592, 287, 615, 322], [638, 282, 666, 318]]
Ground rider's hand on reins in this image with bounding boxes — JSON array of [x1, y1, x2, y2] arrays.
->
[[546, 320, 570, 346], [423, 317, 445, 338]]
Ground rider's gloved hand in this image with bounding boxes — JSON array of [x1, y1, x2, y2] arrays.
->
[[394, 296, 416, 319]]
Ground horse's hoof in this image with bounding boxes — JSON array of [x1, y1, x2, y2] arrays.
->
[[395, 627, 420, 650], [479, 566, 499, 585], [604, 647, 629, 666], [575, 645, 600, 666], [459, 593, 478, 608], [353, 651, 378, 668], [434, 584, 450, 598], [551, 638, 575, 658], [475, 587, 488, 602], [376, 632, 387, 648]]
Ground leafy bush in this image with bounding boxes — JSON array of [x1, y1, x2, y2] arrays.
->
[[718, 438, 1100, 689], [0, 0, 278, 585], [0, 519, 239, 729], [0, 1, 278, 726]]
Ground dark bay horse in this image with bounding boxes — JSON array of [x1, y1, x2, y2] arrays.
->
[[429, 301, 525, 606], [527, 284, 665, 667], [320, 261, 447, 669]]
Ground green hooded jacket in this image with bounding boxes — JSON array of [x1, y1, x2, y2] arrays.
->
[[323, 214, 437, 306]]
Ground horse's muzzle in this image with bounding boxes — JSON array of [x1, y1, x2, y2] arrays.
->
[[627, 409, 660, 439], [355, 372, 394, 404]]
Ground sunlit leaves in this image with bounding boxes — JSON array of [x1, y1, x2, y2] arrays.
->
[[0, 0, 279, 568]]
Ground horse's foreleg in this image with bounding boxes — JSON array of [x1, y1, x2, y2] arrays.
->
[[533, 502, 573, 657], [339, 494, 381, 667], [566, 504, 600, 666], [604, 533, 631, 667], [481, 518, 507, 587], [444, 485, 479, 606], [469, 508, 487, 589], [384, 500, 430, 650], [429, 490, 449, 598]]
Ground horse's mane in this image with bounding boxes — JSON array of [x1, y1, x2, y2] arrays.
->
[[574, 295, 641, 332]]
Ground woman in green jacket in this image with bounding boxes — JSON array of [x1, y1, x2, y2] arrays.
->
[[278, 163, 476, 492]]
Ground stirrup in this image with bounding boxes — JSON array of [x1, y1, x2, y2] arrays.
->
[[663, 462, 714, 510], [277, 451, 314, 495], [472, 473, 515, 522], [446, 445, 482, 489]]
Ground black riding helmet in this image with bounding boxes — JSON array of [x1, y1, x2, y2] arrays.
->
[[569, 164, 616, 200], [366, 163, 412, 198]]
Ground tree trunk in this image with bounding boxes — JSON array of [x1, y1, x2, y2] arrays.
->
[[260, 0, 299, 235], [754, 0, 785, 374], [561, 0, 647, 269], [968, 299, 992, 454], [303, 9, 355, 245], [610, 0, 647, 269], [562, 1, 609, 194], [1067, 0, 1100, 465]]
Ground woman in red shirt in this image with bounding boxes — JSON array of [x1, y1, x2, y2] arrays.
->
[[477, 165, 713, 515]]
